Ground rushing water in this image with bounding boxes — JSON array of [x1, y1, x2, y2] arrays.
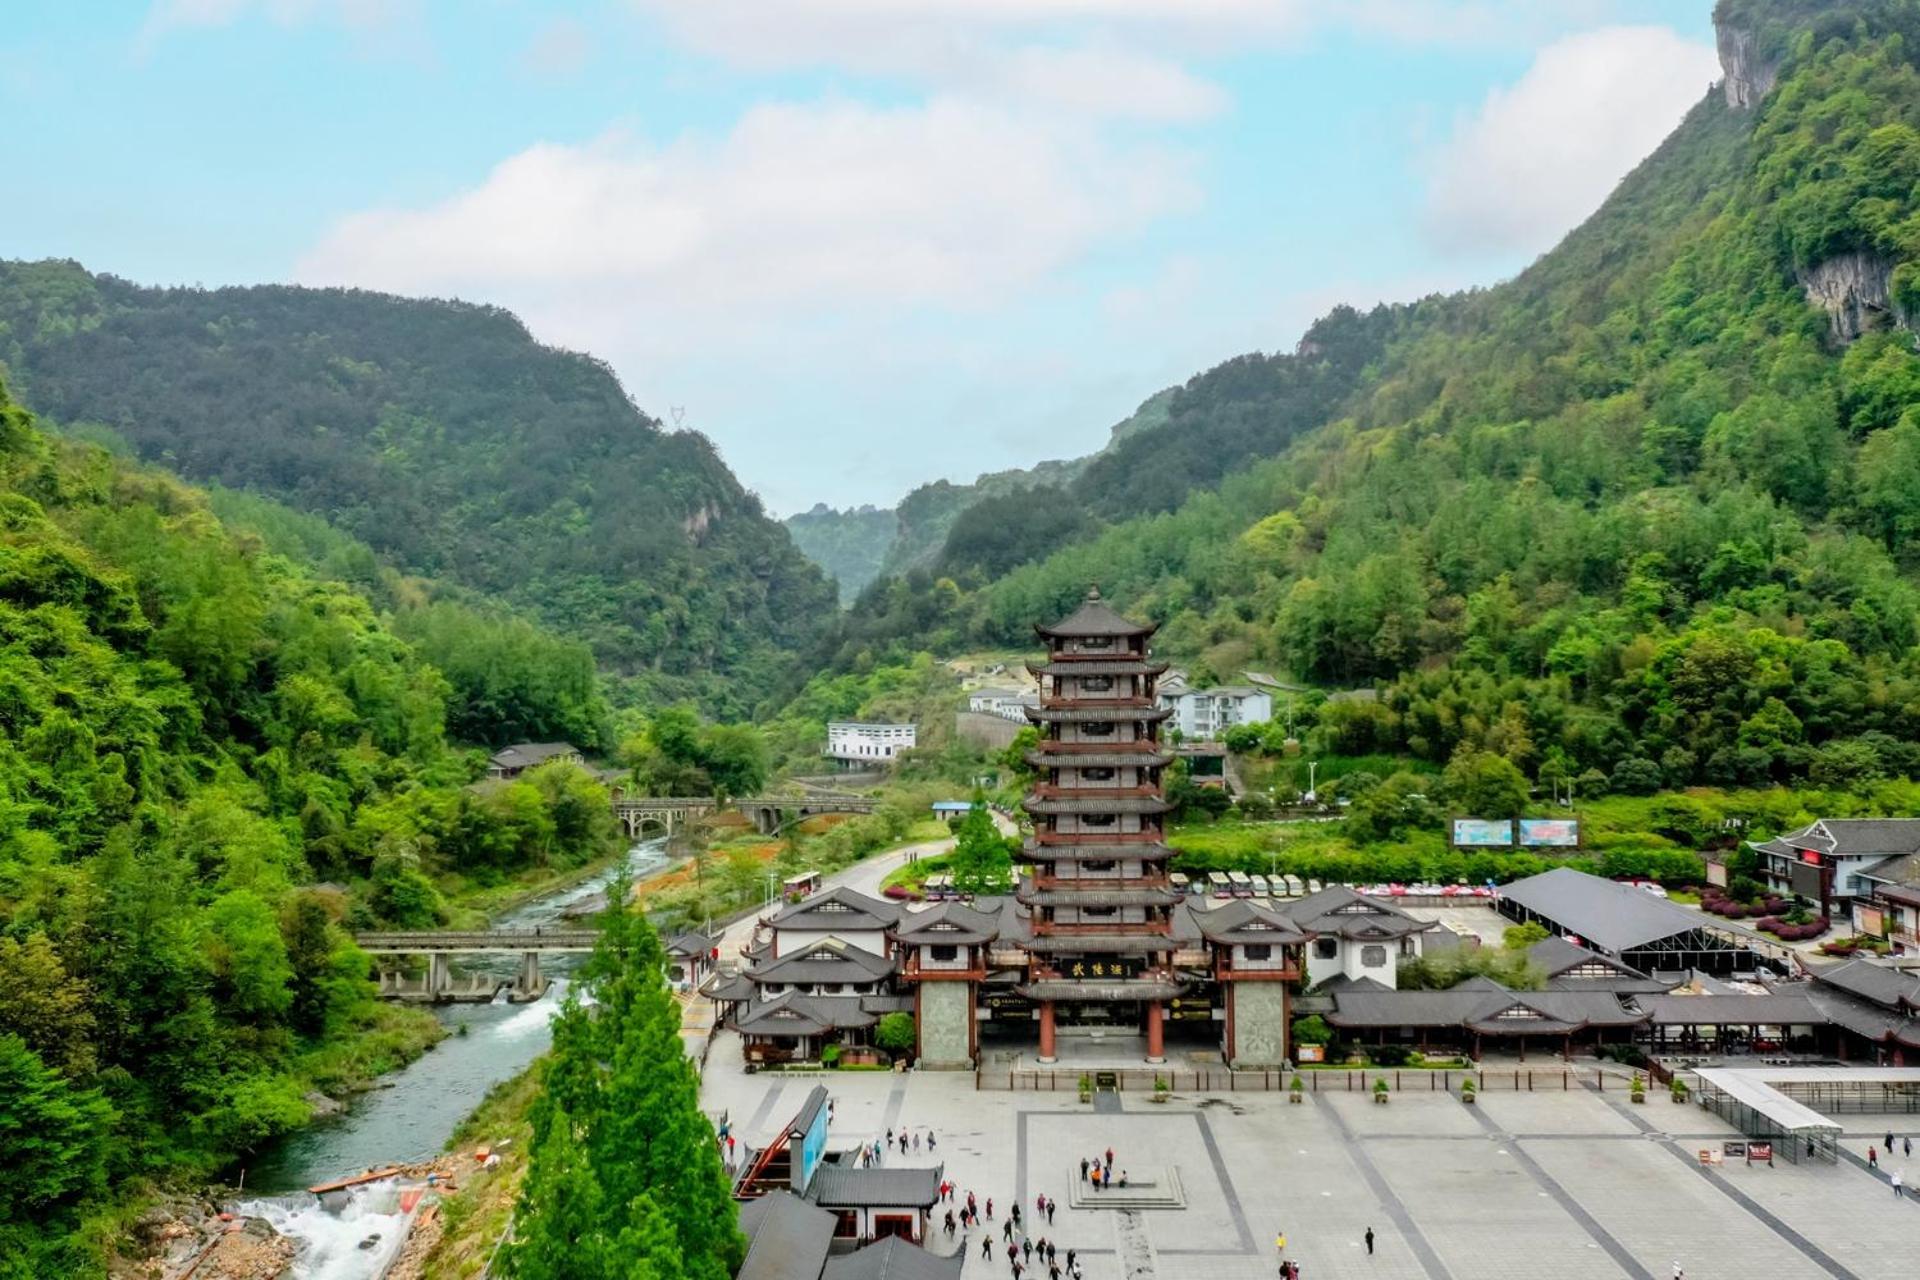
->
[[235, 840, 670, 1276]]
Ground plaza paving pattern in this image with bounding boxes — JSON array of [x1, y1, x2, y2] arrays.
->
[[699, 1036, 1920, 1280]]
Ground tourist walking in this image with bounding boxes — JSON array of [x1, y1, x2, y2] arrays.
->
[[987, 1197, 994, 1219], [1365, 1226, 1374, 1255], [983, 1237, 993, 1260], [1012, 1202, 1023, 1228], [1870, 1146, 1879, 1169], [1893, 1170, 1905, 1197], [945, 1210, 956, 1237], [1080, 1157, 1090, 1182], [1023, 1238, 1033, 1264], [929, 1130, 937, 1150], [1105, 1146, 1115, 1170], [1003, 1219, 1015, 1245], [1888, 1130, 1895, 1150], [1907, 1136, 1913, 1158], [913, 1132, 921, 1152], [1046, 1196, 1056, 1224]]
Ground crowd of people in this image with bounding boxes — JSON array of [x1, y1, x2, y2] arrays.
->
[[923, 1144, 1141, 1277]]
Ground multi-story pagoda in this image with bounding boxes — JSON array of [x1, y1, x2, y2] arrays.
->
[[1017, 587, 1186, 1064]]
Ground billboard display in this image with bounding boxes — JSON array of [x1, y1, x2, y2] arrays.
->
[[793, 1096, 829, 1193], [1451, 818, 1514, 847], [1518, 819, 1580, 848]]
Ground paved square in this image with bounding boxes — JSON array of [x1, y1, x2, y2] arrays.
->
[[700, 1036, 1920, 1280]]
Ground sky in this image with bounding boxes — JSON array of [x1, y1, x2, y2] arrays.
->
[[2, 1, 1722, 515]]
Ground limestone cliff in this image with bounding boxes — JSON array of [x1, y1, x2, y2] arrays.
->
[[1799, 251, 1902, 343], [1716, 10, 1781, 109]]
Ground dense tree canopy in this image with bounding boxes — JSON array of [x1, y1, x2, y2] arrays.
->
[[0, 262, 837, 715]]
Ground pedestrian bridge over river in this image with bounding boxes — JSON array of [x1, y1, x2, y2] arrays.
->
[[612, 791, 879, 838], [354, 929, 600, 1003]]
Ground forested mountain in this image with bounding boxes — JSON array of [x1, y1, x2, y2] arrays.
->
[[834, 0, 1920, 796], [782, 388, 1174, 600], [0, 263, 837, 714], [0, 378, 623, 1276]]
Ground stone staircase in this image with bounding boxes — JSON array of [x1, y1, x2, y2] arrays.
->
[[1065, 1167, 1186, 1211]]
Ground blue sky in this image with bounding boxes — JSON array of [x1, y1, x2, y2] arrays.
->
[[3, 1, 1721, 513]]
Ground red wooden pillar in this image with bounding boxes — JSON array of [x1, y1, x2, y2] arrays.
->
[[1145, 1001, 1166, 1064], [1038, 1000, 1057, 1063]]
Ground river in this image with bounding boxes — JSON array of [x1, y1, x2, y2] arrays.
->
[[235, 839, 670, 1279]]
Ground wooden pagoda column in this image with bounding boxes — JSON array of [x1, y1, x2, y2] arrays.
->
[[1145, 1001, 1165, 1064], [1038, 1000, 1057, 1064]]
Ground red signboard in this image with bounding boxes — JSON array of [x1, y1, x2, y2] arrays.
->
[[1747, 1143, 1773, 1165]]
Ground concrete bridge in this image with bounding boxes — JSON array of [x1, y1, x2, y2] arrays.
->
[[355, 929, 598, 1003], [612, 792, 880, 838]]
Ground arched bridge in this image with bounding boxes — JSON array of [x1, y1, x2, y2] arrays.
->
[[354, 929, 599, 1003], [612, 792, 879, 838]]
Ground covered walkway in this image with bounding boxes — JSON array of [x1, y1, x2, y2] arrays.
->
[[1691, 1066, 1920, 1163]]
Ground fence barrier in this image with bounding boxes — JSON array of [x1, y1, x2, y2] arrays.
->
[[974, 1067, 1623, 1093]]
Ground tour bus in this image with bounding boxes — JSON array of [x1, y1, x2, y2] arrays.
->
[[1209, 872, 1233, 899], [1170, 872, 1192, 895], [923, 873, 954, 901], [1248, 874, 1271, 897], [1228, 870, 1254, 897], [782, 871, 822, 902]]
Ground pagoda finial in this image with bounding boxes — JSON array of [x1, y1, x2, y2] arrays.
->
[[1086, 583, 1101, 601]]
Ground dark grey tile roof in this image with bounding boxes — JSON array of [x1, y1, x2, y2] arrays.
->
[[1805, 957, 1920, 1012], [805, 1163, 943, 1209], [824, 1237, 964, 1280], [1026, 658, 1169, 677], [1190, 898, 1308, 946], [738, 1191, 835, 1280], [1497, 867, 1710, 954], [1025, 749, 1175, 769], [1035, 588, 1155, 638], [666, 930, 715, 957], [1527, 936, 1672, 991], [1277, 886, 1434, 940], [1859, 852, 1920, 887], [488, 741, 579, 769], [1327, 983, 1645, 1033], [1779, 819, 1920, 856], [896, 901, 1001, 944], [735, 992, 881, 1038], [771, 887, 903, 932], [1637, 994, 1822, 1025], [701, 971, 757, 1002], [751, 938, 897, 987], [1021, 794, 1173, 816]]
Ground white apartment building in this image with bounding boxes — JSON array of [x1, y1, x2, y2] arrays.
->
[[1157, 672, 1274, 740], [824, 721, 917, 764]]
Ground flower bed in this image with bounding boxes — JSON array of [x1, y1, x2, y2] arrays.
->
[[1754, 915, 1829, 941]]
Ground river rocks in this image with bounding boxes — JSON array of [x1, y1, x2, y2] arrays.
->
[[303, 1089, 347, 1119], [119, 1197, 294, 1280]]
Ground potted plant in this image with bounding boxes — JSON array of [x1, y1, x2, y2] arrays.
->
[[1373, 1077, 1390, 1105], [1629, 1074, 1646, 1105], [1151, 1074, 1170, 1104], [1288, 1075, 1304, 1105], [820, 1043, 842, 1070], [1460, 1077, 1477, 1106], [1078, 1072, 1093, 1104], [1670, 1078, 1688, 1104]]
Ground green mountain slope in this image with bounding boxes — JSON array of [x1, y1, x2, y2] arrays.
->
[[834, 0, 1920, 793], [783, 387, 1175, 600], [0, 377, 626, 1276], [0, 263, 836, 714]]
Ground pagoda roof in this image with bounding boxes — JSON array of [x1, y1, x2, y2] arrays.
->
[[1023, 933, 1179, 954], [1027, 659, 1169, 677], [1022, 794, 1172, 816], [1034, 587, 1156, 639], [1191, 899, 1309, 946], [1026, 704, 1172, 724], [1017, 886, 1183, 908], [1020, 840, 1175, 861], [1026, 749, 1173, 770]]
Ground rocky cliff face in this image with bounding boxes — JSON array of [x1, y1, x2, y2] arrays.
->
[[1799, 251, 1901, 342], [1717, 16, 1781, 109]]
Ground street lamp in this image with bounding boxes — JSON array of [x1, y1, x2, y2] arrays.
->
[[764, 873, 776, 906], [1304, 760, 1318, 805]]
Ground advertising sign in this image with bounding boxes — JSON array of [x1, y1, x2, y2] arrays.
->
[[1297, 1044, 1325, 1063], [981, 992, 1033, 1019], [1518, 818, 1580, 848], [1451, 819, 1515, 848], [1063, 957, 1143, 981], [1168, 996, 1214, 1022], [793, 1098, 830, 1193]]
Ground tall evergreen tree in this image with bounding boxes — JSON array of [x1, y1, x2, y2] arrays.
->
[[503, 871, 744, 1280]]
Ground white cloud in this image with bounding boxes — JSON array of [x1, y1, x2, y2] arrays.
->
[[297, 95, 1196, 329], [1422, 24, 1720, 256]]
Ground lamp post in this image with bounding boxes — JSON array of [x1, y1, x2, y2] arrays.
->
[[1305, 760, 1319, 805]]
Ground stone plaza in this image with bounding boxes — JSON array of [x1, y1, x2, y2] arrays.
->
[[701, 1033, 1920, 1280]]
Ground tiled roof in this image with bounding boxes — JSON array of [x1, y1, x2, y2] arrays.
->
[[1035, 587, 1155, 638], [738, 1191, 835, 1280], [770, 887, 902, 932], [1190, 898, 1308, 946], [750, 938, 897, 987], [895, 901, 1001, 945], [488, 741, 579, 769], [734, 992, 881, 1038], [805, 1163, 943, 1209], [1277, 886, 1434, 939], [824, 1237, 965, 1280]]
